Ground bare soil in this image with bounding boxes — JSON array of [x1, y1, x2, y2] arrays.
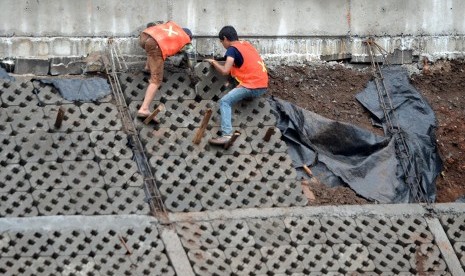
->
[[268, 60, 465, 204]]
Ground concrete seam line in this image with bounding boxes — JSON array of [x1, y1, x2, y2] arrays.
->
[[160, 227, 195, 276], [167, 204, 427, 223], [426, 217, 465, 276]]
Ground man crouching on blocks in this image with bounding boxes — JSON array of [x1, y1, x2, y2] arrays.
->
[[205, 25, 269, 145]]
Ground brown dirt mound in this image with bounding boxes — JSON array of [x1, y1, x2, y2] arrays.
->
[[268, 60, 465, 204]]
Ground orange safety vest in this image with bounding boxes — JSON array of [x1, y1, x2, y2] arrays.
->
[[230, 41, 268, 89], [143, 21, 191, 60]]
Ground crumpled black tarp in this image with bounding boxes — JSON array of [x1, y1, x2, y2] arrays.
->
[[0, 67, 15, 82], [269, 66, 442, 203], [39, 77, 111, 101]]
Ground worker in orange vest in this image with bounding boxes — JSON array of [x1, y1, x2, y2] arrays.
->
[[137, 21, 196, 121], [205, 26, 269, 145]]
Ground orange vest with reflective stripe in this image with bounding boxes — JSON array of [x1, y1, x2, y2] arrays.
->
[[230, 41, 268, 89], [143, 21, 190, 60]]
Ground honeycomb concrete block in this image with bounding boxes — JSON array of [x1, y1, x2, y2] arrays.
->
[[32, 189, 75, 216], [197, 182, 238, 210], [159, 182, 203, 212], [255, 152, 297, 181], [51, 229, 92, 256], [16, 131, 58, 162], [150, 155, 192, 184], [260, 245, 301, 273], [185, 153, 228, 184], [188, 248, 232, 275], [332, 244, 376, 273], [175, 221, 219, 250], [0, 192, 37, 217], [267, 180, 308, 207], [0, 110, 13, 135], [107, 187, 150, 215], [194, 62, 231, 101], [25, 162, 68, 190], [390, 216, 434, 245], [230, 181, 274, 209], [158, 72, 196, 100], [0, 78, 34, 107], [247, 218, 292, 248], [0, 257, 59, 276], [10, 230, 55, 257], [0, 164, 29, 193], [55, 256, 98, 275], [320, 217, 363, 244], [14, 58, 50, 75], [405, 243, 447, 273], [440, 214, 465, 242], [246, 126, 288, 154], [52, 132, 95, 161], [7, 106, 46, 134], [100, 159, 144, 187], [296, 244, 341, 273], [62, 160, 106, 189], [368, 243, 411, 273], [284, 217, 327, 245], [210, 220, 254, 248], [69, 188, 113, 215], [80, 102, 122, 131], [355, 216, 398, 245], [224, 247, 268, 274], [222, 155, 262, 183], [0, 232, 16, 257], [0, 134, 20, 163], [89, 131, 133, 160], [43, 105, 85, 132]]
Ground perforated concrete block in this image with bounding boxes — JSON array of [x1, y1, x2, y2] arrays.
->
[[62, 160, 106, 189], [0, 78, 35, 106], [247, 218, 292, 248], [320, 217, 363, 245], [0, 192, 37, 217], [0, 164, 30, 193], [175, 221, 219, 250], [89, 130, 133, 160], [25, 162, 68, 190], [15, 131, 58, 162], [52, 132, 95, 161], [107, 187, 150, 214], [80, 102, 122, 131], [159, 181, 203, 212], [197, 182, 238, 211], [43, 104, 86, 132], [7, 106, 46, 134], [100, 159, 144, 187], [32, 189, 75, 216], [284, 217, 328, 245], [230, 181, 274, 209]]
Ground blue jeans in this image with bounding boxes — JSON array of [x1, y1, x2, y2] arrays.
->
[[219, 87, 267, 136]]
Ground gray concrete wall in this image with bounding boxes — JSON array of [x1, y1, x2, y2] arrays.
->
[[1, 0, 465, 63]]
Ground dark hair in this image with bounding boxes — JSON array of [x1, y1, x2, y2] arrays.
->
[[218, 26, 238, 41], [183, 28, 193, 40]]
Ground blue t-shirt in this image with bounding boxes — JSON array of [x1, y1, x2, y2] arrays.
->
[[225, 46, 244, 68]]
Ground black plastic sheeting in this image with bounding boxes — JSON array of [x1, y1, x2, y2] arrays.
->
[[0, 67, 15, 82], [39, 77, 111, 101], [269, 66, 442, 203]]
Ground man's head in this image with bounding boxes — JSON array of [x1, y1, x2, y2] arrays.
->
[[218, 26, 238, 42], [183, 28, 193, 41]]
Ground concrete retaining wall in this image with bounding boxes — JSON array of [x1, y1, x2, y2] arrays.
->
[[1, 0, 465, 63]]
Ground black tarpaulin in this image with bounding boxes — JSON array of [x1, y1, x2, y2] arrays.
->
[[269, 66, 442, 203], [39, 77, 111, 101]]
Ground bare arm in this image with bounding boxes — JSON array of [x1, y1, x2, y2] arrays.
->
[[205, 56, 234, 76]]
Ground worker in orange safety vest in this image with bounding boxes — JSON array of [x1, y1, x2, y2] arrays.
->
[[137, 21, 196, 122], [205, 25, 269, 145]]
